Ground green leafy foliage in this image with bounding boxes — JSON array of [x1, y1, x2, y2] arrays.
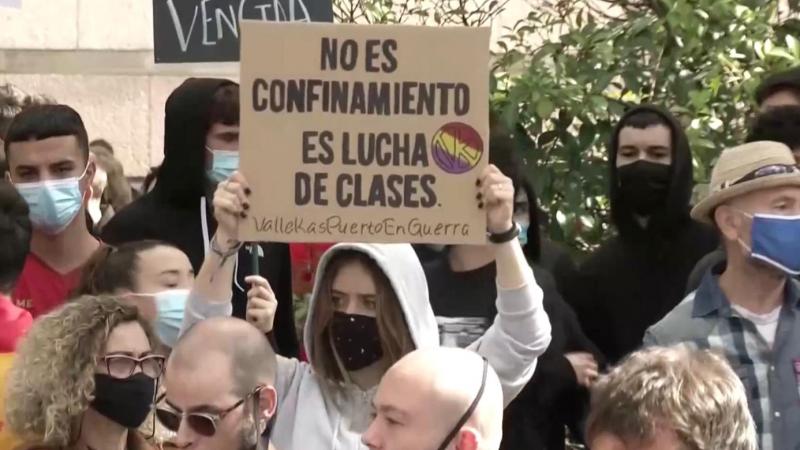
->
[[332, 0, 799, 254], [493, 0, 799, 253]]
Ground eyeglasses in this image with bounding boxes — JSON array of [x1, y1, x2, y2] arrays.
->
[[722, 164, 800, 189], [156, 386, 264, 437], [100, 354, 165, 379]]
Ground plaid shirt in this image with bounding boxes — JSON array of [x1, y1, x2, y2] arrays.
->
[[645, 270, 800, 450]]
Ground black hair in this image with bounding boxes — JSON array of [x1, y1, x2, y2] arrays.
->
[[89, 138, 114, 154], [0, 181, 31, 292], [619, 110, 671, 129], [487, 112, 545, 259], [746, 105, 800, 150], [74, 240, 177, 296], [4, 104, 89, 163], [208, 84, 239, 126], [755, 66, 800, 105]]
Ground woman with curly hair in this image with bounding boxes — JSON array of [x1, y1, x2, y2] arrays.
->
[[5, 295, 163, 450]]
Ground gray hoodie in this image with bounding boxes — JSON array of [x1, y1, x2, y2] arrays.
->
[[182, 242, 551, 450]]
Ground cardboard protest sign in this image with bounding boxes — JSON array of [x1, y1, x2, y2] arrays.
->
[[152, 0, 333, 63], [239, 21, 490, 244]]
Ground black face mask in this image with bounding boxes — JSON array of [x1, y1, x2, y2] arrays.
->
[[330, 312, 384, 371], [91, 373, 155, 428], [617, 160, 671, 215], [437, 358, 489, 450]]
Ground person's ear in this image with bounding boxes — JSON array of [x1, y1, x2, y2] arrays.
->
[[258, 385, 278, 420], [85, 158, 96, 184], [454, 427, 479, 450], [714, 204, 743, 242]]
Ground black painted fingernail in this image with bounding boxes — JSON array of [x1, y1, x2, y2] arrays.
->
[[243, 202, 250, 210], [476, 179, 481, 186], [240, 211, 247, 218], [476, 193, 482, 200], [478, 202, 484, 209], [245, 188, 252, 196]]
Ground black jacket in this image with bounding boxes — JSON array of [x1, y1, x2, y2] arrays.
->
[[102, 78, 298, 357], [424, 254, 602, 450], [565, 105, 718, 364], [501, 267, 603, 450]]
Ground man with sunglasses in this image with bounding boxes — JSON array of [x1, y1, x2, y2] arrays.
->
[[163, 317, 278, 450], [363, 347, 504, 450], [645, 141, 800, 450]]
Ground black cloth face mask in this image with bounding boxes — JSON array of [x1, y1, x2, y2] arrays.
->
[[330, 311, 384, 371], [617, 160, 671, 216], [436, 358, 489, 450], [91, 372, 156, 428]]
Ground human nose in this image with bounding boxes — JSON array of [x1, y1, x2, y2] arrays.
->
[[342, 298, 360, 315], [172, 415, 195, 447], [361, 419, 382, 449]]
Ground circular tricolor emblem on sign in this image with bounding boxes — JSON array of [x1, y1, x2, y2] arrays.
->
[[431, 122, 484, 174]]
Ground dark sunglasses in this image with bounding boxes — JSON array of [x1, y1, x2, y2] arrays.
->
[[722, 164, 800, 189], [156, 386, 265, 437]]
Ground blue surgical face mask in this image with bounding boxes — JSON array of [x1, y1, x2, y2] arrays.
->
[[738, 211, 800, 275], [153, 289, 189, 347], [515, 217, 530, 246], [206, 147, 239, 184], [13, 168, 87, 235]]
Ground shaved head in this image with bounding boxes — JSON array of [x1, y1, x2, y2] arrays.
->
[[363, 347, 503, 450], [166, 317, 278, 450], [170, 317, 276, 396]]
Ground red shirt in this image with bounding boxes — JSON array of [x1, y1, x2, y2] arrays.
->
[[0, 294, 32, 352], [289, 243, 335, 296], [11, 254, 83, 318]]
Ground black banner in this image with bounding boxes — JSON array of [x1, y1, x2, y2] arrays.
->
[[153, 0, 333, 63]]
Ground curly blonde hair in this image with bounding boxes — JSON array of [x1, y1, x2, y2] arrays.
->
[[5, 295, 158, 447], [587, 344, 758, 450]]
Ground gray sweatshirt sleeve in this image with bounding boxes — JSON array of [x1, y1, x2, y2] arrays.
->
[[178, 294, 234, 339], [467, 268, 552, 407]]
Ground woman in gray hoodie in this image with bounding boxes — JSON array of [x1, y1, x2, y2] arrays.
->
[[181, 166, 552, 450]]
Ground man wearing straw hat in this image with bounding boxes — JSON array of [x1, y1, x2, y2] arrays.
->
[[644, 141, 800, 450]]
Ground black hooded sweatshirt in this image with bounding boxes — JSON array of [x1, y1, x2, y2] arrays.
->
[[563, 105, 718, 364], [102, 78, 298, 357], [425, 174, 602, 450]]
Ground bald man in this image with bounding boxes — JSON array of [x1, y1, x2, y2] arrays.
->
[[162, 317, 278, 450], [362, 347, 504, 450]]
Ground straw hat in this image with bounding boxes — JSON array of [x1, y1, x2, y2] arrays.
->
[[691, 141, 800, 224]]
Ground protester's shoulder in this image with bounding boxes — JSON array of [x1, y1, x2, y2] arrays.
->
[[103, 194, 154, 227], [646, 291, 701, 344]]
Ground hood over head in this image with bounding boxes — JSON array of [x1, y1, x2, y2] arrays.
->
[[608, 105, 694, 239], [755, 66, 800, 106], [154, 78, 236, 207], [304, 243, 439, 366]]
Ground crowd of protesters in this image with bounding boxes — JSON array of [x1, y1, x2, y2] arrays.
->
[[0, 64, 797, 450]]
